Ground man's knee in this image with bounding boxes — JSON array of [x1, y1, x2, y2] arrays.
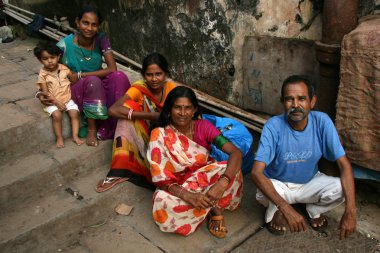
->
[[321, 177, 344, 203]]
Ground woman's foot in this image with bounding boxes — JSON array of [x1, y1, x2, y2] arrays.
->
[[86, 129, 98, 147], [208, 208, 228, 238], [309, 214, 328, 232], [266, 210, 288, 235], [73, 137, 84, 146], [56, 137, 65, 148], [96, 177, 128, 193]]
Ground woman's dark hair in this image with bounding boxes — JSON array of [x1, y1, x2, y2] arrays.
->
[[141, 52, 170, 76], [33, 41, 62, 59], [77, 5, 103, 24], [281, 75, 315, 101], [155, 86, 201, 129]]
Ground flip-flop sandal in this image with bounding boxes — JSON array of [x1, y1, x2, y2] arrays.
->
[[266, 210, 287, 236], [208, 214, 228, 238], [309, 214, 328, 232], [266, 222, 286, 236], [95, 177, 128, 193]]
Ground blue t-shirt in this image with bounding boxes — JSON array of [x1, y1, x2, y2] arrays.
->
[[255, 111, 345, 184]]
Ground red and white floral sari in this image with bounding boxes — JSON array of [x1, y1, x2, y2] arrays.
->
[[147, 122, 243, 236]]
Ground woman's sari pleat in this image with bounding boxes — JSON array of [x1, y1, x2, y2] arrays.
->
[[107, 81, 176, 183]]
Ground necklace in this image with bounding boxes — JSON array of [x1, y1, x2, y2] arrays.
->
[[158, 88, 164, 103], [77, 37, 94, 61], [170, 121, 194, 140]]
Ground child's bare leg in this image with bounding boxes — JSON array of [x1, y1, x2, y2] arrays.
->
[[68, 109, 84, 145], [86, 118, 98, 147], [52, 110, 64, 148]]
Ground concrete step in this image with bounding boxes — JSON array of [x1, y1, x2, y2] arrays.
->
[[0, 98, 74, 165], [61, 176, 264, 253], [0, 139, 113, 213], [0, 165, 134, 253], [0, 169, 265, 253]]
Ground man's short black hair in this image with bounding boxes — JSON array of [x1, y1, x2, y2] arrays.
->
[[33, 41, 62, 59], [281, 75, 315, 101]]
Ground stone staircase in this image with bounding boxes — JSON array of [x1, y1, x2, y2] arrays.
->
[[2, 38, 378, 253], [0, 38, 132, 252], [0, 39, 265, 253]]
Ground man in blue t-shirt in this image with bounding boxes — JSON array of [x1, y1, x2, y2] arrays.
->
[[251, 75, 356, 239]]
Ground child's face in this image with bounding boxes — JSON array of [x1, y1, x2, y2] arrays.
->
[[39, 51, 60, 71]]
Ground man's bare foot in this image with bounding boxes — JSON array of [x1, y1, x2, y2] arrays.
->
[[56, 137, 64, 148], [73, 137, 84, 146], [309, 214, 328, 231], [267, 210, 288, 235]]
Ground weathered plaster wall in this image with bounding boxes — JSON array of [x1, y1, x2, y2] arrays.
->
[[9, 0, 376, 114], [224, 0, 322, 108]]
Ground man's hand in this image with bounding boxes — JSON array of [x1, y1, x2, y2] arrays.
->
[[339, 210, 356, 239], [37, 91, 54, 106], [280, 204, 308, 232]]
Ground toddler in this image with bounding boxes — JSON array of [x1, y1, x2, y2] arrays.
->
[[34, 41, 83, 148]]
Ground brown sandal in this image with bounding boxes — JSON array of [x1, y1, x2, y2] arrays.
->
[[208, 214, 228, 238], [309, 214, 328, 232], [266, 210, 288, 236]]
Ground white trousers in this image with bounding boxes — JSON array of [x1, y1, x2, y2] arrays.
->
[[256, 172, 345, 223]]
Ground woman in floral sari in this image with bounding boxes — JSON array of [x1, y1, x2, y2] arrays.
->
[[147, 86, 243, 238], [96, 52, 176, 192]]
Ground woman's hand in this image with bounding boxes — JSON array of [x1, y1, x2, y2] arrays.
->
[[37, 91, 54, 106], [206, 179, 229, 204], [183, 191, 213, 209], [68, 72, 79, 83]]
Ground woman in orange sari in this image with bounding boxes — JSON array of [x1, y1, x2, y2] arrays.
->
[[147, 86, 243, 238], [96, 53, 176, 192]]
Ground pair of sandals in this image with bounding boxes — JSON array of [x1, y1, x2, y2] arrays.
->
[[267, 211, 328, 236], [208, 214, 228, 238], [95, 177, 128, 193]]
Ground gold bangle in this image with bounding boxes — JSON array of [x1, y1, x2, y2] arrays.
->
[[167, 183, 178, 193], [219, 174, 231, 185], [178, 186, 185, 199]]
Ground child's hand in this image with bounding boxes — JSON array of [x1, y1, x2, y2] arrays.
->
[[50, 95, 65, 111], [56, 102, 66, 111], [37, 91, 54, 106]]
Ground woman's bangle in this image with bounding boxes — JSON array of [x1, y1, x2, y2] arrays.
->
[[127, 108, 134, 120], [77, 71, 82, 80], [178, 186, 185, 199], [219, 174, 232, 185], [167, 182, 178, 193]]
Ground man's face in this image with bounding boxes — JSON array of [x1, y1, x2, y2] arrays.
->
[[282, 82, 316, 126]]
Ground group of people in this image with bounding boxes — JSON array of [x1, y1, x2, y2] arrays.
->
[[34, 5, 356, 240]]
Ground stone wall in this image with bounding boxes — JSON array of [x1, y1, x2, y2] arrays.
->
[[9, 0, 376, 114]]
